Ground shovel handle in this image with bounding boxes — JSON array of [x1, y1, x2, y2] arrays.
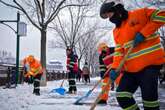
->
[[60, 79, 65, 87], [91, 67, 111, 92], [116, 45, 134, 73]]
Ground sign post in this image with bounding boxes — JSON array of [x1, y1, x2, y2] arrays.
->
[[0, 12, 27, 86]]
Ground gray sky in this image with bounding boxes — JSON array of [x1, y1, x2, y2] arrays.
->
[[0, 0, 134, 61], [0, 4, 40, 58], [0, 3, 67, 67], [1, 0, 148, 65]]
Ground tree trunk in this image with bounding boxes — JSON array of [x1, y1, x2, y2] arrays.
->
[[40, 29, 47, 86]]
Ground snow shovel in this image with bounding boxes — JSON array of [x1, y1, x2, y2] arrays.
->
[[90, 45, 134, 110], [74, 67, 111, 105], [50, 79, 66, 95], [74, 54, 114, 105]]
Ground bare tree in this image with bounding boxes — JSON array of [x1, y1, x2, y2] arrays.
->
[[48, 0, 112, 75], [0, 0, 88, 85], [50, 0, 95, 47], [49, 0, 95, 63], [83, 33, 100, 75], [77, 33, 92, 67]]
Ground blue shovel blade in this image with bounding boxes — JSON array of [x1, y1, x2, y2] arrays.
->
[[74, 90, 92, 104], [51, 87, 66, 95]]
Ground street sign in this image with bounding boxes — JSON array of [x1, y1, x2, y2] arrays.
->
[[18, 22, 27, 36]]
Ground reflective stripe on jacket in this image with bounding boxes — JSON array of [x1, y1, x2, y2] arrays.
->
[[112, 8, 165, 72], [66, 54, 78, 72], [24, 59, 43, 77]]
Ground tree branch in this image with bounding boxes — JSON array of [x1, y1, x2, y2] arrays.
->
[[35, 0, 44, 24], [13, 0, 41, 30], [42, 0, 45, 18], [59, 4, 89, 10], [34, 0, 42, 26], [0, 0, 21, 10], [46, 0, 66, 25]]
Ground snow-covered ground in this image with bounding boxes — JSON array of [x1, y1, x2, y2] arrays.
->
[[0, 78, 165, 110]]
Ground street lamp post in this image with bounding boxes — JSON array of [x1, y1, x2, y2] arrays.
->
[[15, 12, 20, 86], [0, 12, 26, 86]]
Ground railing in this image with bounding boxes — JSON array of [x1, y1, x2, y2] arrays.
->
[[46, 71, 67, 81], [0, 64, 24, 87], [0, 64, 67, 87]]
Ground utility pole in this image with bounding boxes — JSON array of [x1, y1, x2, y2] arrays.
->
[[0, 12, 26, 86], [15, 12, 20, 85]]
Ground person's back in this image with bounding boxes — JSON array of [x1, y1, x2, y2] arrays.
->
[[82, 62, 90, 84], [82, 66, 89, 75]]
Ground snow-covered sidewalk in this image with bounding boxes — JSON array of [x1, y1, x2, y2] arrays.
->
[[0, 78, 165, 110]]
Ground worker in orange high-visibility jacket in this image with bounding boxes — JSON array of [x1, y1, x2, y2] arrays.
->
[[97, 43, 123, 104], [100, 0, 165, 110], [23, 55, 43, 96]]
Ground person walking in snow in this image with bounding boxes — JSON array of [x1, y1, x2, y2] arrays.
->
[[23, 55, 43, 96], [76, 67, 82, 82], [100, 0, 165, 109], [82, 62, 90, 84], [66, 46, 78, 94]]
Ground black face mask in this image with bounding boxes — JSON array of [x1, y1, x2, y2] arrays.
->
[[109, 4, 128, 27], [109, 12, 122, 27]]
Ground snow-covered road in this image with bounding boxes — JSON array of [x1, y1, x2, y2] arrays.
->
[[0, 78, 165, 110]]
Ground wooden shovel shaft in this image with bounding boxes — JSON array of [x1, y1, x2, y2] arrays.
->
[[91, 67, 111, 91], [90, 45, 134, 110], [84, 53, 113, 97], [116, 45, 134, 73], [74, 67, 112, 104]]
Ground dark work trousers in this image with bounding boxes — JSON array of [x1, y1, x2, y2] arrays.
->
[[76, 73, 81, 82], [84, 74, 90, 83], [116, 65, 162, 110], [68, 71, 77, 92], [33, 74, 42, 95]]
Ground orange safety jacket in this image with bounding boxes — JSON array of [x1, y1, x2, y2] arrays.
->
[[23, 58, 43, 77], [112, 8, 165, 72]]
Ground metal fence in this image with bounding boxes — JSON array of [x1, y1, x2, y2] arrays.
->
[[0, 64, 67, 87], [0, 64, 24, 87], [46, 71, 67, 81]]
